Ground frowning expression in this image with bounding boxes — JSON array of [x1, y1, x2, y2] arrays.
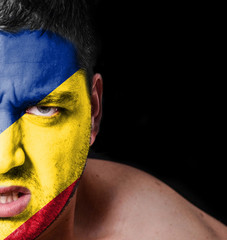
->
[[0, 30, 91, 239]]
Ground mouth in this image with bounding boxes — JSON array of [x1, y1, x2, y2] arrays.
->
[[0, 186, 31, 218]]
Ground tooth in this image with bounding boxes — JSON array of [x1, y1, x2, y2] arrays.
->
[[0, 195, 7, 204], [7, 195, 13, 203], [12, 192, 18, 201]]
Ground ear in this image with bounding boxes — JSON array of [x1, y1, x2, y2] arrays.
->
[[90, 73, 103, 146]]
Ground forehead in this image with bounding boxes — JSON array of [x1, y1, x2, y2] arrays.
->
[[0, 30, 80, 133], [0, 29, 78, 71], [0, 30, 79, 86]]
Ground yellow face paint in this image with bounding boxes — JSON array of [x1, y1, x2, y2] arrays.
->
[[0, 70, 91, 239]]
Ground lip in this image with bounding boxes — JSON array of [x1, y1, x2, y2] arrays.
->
[[0, 186, 31, 218]]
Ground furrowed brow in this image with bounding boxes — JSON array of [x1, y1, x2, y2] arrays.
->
[[38, 91, 78, 105]]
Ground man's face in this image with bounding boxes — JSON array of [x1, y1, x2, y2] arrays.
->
[[0, 31, 91, 239]]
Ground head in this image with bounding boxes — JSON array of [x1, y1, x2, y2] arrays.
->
[[0, 0, 98, 89], [0, 0, 102, 239]]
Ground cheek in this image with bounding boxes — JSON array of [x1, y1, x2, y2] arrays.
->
[[20, 113, 91, 192]]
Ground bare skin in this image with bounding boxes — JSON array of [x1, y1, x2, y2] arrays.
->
[[74, 159, 227, 240], [37, 75, 226, 239], [38, 158, 227, 240]]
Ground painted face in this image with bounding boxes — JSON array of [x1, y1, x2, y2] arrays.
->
[[0, 30, 91, 239]]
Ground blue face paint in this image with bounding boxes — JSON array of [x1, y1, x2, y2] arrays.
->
[[0, 30, 79, 133]]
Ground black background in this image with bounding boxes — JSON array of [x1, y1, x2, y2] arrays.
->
[[89, 1, 226, 224]]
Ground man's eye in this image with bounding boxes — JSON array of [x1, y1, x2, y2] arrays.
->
[[26, 106, 59, 116]]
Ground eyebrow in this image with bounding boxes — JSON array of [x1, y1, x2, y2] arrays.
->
[[38, 91, 78, 105]]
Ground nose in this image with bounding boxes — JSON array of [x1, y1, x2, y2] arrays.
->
[[0, 121, 25, 174]]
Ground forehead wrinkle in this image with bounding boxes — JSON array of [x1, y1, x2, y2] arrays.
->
[[0, 30, 78, 65]]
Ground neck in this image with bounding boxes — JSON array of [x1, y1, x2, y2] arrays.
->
[[36, 192, 78, 240]]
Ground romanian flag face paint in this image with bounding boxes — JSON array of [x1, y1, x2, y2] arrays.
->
[[0, 31, 91, 239]]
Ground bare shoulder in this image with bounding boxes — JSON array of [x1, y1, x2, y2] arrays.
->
[[76, 159, 227, 240]]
